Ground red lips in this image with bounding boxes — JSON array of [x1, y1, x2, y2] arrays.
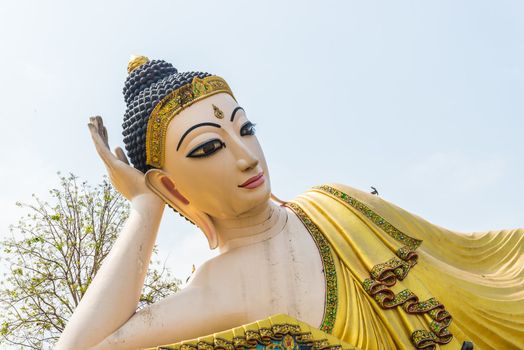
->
[[239, 172, 265, 188]]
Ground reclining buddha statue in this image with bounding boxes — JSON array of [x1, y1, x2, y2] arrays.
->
[[56, 56, 524, 350]]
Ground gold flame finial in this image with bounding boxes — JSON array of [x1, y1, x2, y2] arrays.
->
[[127, 55, 150, 74]]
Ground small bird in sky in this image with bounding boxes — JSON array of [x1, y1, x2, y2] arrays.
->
[[370, 186, 379, 196]]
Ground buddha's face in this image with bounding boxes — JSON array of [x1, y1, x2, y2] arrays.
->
[[162, 93, 271, 219]]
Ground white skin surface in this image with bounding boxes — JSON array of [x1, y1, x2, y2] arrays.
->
[[56, 93, 325, 350]]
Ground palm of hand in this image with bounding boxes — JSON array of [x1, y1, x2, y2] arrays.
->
[[88, 116, 153, 201]]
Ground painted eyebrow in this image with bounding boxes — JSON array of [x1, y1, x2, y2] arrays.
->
[[230, 106, 245, 122], [176, 122, 221, 151]]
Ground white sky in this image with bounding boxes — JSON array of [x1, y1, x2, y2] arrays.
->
[[0, 0, 523, 281]]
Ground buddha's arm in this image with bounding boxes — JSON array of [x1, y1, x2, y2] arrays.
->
[[90, 261, 244, 350], [56, 117, 167, 348], [56, 194, 165, 349]]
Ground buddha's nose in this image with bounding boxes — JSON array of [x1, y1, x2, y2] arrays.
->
[[236, 148, 259, 171]]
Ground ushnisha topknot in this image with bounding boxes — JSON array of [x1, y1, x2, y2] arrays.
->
[[126, 55, 150, 74], [121, 55, 212, 173]]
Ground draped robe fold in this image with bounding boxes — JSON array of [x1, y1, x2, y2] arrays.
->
[[285, 183, 523, 349]]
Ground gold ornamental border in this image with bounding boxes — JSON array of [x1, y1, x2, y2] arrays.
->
[[284, 202, 338, 334], [149, 314, 358, 350]]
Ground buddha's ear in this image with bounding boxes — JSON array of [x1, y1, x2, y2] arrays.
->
[[144, 169, 219, 250]]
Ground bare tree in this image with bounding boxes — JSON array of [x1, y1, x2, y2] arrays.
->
[[0, 173, 180, 349]]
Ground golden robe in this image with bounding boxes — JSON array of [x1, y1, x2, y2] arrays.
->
[[284, 184, 524, 350]]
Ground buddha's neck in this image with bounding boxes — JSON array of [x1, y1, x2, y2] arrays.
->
[[212, 200, 287, 252]]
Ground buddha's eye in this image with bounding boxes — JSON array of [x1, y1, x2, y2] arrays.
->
[[186, 139, 226, 158], [240, 121, 256, 136]]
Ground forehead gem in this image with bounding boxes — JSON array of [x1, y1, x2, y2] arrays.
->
[[213, 104, 224, 119]]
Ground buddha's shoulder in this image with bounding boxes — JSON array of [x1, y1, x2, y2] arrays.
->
[[291, 182, 429, 229], [292, 182, 444, 238], [294, 182, 384, 207]]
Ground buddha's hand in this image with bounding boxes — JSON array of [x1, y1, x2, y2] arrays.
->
[[88, 116, 161, 205]]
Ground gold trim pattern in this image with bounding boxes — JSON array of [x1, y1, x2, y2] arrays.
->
[[370, 257, 411, 284], [411, 328, 452, 349], [146, 76, 236, 168], [155, 321, 350, 350], [313, 185, 422, 249], [396, 245, 418, 264], [284, 202, 338, 334], [363, 269, 453, 349], [404, 297, 441, 314]]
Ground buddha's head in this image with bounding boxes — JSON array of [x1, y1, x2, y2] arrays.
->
[[121, 56, 272, 249]]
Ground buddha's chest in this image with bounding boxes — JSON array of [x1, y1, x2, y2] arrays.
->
[[223, 210, 326, 327]]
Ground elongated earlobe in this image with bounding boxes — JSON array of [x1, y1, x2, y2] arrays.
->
[[145, 169, 219, 249]]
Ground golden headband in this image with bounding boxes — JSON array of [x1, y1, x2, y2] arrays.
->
[[145, 76, 236, 168]]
